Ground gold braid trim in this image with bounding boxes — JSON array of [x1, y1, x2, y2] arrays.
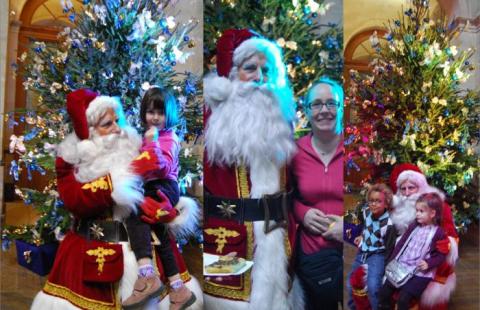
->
[[43, 280, 119, 309], [236, 166, 250, 198], [204, 222, 253, 301]]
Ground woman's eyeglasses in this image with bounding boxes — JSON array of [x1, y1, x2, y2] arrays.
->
[[309, 99, 339, 111]]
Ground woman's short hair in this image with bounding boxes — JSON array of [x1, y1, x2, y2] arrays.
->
[[304, 76, 344, 134]]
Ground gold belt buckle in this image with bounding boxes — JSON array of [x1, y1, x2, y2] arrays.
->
[[261, 191, 288, 234]]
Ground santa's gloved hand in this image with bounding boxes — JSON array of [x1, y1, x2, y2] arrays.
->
[[139, 192, 178, 224], [322, 215, 343, 243], [130, 149, 160, 179]]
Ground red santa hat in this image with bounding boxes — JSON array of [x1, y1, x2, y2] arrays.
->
[[66, 88, 122, 140], [389, 163, 423, 193]]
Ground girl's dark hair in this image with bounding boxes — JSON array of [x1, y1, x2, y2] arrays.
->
[[416, 192, 443, 225], [140, 87, 178, 129]]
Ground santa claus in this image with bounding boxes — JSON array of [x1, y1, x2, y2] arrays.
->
[[203, 29, 301, 310], [31, 89, 202, 309], [389, 163, 458, 310]]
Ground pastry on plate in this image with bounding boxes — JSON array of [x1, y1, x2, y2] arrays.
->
[[205, 255, 246, 274]]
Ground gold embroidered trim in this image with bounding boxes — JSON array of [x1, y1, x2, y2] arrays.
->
[[204, 227, 240, 253], [236, 166, 250, 198], [136, 151, 151, 160], [86, 247, 116, 273], [352, 287, 368, 297], [204, 222, 253, 301], [82, 176, 111, 193], [43, 280, 118, 309], [284, 233, 291, 258]]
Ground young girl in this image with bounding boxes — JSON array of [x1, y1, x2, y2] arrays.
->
[[123, 87, 196, 309], [378, 192, 448, 310], [347, 183, 397, 310]]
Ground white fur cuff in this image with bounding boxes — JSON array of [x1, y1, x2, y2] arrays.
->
[[203, 74, 232, 108]]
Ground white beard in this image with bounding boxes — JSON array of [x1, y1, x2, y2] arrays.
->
[[56, 126, 144, 220], [390, 193, 421, 235], [74, 127, 141, 182], [205, 79, 296, 197]]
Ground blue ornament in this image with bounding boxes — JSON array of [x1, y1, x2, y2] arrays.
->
[[444, 110, 450, 116], [64, 74, 73, 87], [106, 0, 120, 9], [465, 61, 470, 66], [9, 160, 19, 181], [34, 46, 43, 53], [72, 41, 79, 49], [410, 50, 416, 58], [7, 115, 18, 129], [394, 20, 401, 26], [84, 38, 93, 47], [293, 55, 302, 64], [128, 81, 135, 89], [24, 193, 32, 205], [55, 199, 64, 208], [185, 79, 197, 95], [20, 115, 25, 122], [160, 19, 168, 29], [386, 33, 393, 41], [183, 35, 190, 42], [83, 0, 91, 4], [344, 134, 355, 146], [404, 9, 413, 17], [312, 12, 318, 18], [49, 62, 56, 74], [2, 238, 11, 252], [306, 19, 313, 25], [404, 34, 414, 43], [69, 13, 75, 23], [171, 61, 177, 66], [24, 127, 40, 141], [303, 6, 311, 15]]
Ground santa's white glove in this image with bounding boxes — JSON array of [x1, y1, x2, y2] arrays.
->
[[322, 215, 343, 243]]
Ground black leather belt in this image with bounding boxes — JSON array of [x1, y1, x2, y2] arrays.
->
[[204, 191, 290, 233], [76, 220, 129, 242]]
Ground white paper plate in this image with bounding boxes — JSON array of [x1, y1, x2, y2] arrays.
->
[[203, 253, 254, 276]]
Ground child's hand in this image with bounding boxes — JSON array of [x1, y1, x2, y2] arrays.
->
[[354, 236, 363, 246], [417, 260, 429, 271], [145, 126, 158, 142]]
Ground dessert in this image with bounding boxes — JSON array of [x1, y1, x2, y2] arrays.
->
[[205, 255, 246, 274]]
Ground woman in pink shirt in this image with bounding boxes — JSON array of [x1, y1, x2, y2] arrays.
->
[[290, 77, 344, 310]]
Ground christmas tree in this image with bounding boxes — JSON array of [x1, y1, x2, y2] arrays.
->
[[204, 0, 343, 136], [345, 0, 479, 233], [2, 0, 202, 249]]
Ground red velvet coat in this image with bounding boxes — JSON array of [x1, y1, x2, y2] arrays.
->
[[42, 157, 190, 309], [203, 152, 292, 302]]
